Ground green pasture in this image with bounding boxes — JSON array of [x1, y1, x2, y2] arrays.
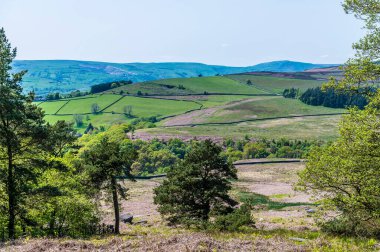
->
[[227, 75, 323, 94], [142, 114, 342, 141], [104, 96, 201, 118], [37, 100, 67, 114], [56, 94, 121, 114], [203, 97, 346, 123]]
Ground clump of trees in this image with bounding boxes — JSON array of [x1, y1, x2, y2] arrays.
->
[[223, 138, 318, 162], [90, 80, 132, 94], [299, 87, 368, 109], [46, 92, 61, 100], [282, 88, 299, 99]]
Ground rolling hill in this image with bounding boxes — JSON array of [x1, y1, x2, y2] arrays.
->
[[12, 60, 337, 95]]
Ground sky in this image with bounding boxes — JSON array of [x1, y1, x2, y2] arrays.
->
[[0, 0, 365, 66]]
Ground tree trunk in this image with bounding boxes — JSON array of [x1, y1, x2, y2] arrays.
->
[[7, 146, 15, 240], [111, 177, 120, 234]]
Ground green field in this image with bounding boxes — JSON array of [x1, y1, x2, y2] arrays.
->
[[142, 114, 342, 141], [227, 75, 323, 94], [109, 76, 269, 96], [104, 97, 201, 118], [38, 100, 68, 114], [57, 95, 121, 114], [203, 97, 345, 123]]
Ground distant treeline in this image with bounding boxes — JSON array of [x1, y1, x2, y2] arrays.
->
[[283, 87, 369, 109], [90, 80, 133, 93]]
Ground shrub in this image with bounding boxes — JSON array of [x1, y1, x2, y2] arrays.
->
[[212, 204, 255, 232]]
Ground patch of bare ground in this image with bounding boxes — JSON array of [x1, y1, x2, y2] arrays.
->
[[131, 131, 224, 143], [0, 233, 311, 252], [235, 162, 311, 203], [162, 97, 268, 126], [235, 162, 316, 231]]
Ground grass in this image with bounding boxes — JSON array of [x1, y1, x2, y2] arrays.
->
[[149, 76, 268, 95], [107, 76, 269, 96], [142, 114, 342, 141], [238, 191, 314, 210], [104, 96, 201, 118], [57, 94, 121, 114], [203, 97, 346, 123], [227, 75, 323, 94], [37, 100, 68, 114]]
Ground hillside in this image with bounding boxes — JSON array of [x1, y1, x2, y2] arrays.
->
[[12, 60, 337, 95], [34, 72, 346, 140]]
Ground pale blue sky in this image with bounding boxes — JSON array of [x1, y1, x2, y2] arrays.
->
[[0, 0, 364, 66]]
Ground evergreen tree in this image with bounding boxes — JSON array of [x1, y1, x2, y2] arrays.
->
[[0, 28, 75, 239], [154, 140, 237, 225]]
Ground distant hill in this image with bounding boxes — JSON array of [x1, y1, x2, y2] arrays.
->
[[12, 60, 337, 95]]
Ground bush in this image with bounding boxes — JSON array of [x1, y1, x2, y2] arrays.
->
[[212, 204, 255, 232]]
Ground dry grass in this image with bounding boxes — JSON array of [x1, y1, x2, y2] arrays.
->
[[1, 162, 379, 251]]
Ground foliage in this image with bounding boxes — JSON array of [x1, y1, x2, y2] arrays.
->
[[73, 114, 84, 127], [154, 140, 238, 225], [0, 27, 80, 240], [79, 125, 138, 234], [132, 148, 178, 175], [46, 92, 60, 100], [123, 105, 133, 117], [297, 107, 380, 236], [211, 204, 255, 232], [90, 80, 132, 94], [300, 87, 368, 109], [91, 103, 100, 114], [283, 88, 299, 99], [223, 138, 318, 161]]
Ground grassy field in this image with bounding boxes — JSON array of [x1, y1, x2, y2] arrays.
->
[[57, 94, 121, 114], [110, 76, 269, 96], [37, 100, 68, 114], [227, 75, 323, 94], [38, 95, 203, 133], [203, 97, 345, 123], [104, 97, 201, 117], [139, 114, 342, 141]]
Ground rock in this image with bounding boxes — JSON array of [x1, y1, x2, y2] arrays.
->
[[306, 208, 316, 214], [290, 237, 307, 242], [133, 220, 148, 225], [121, 214, 133, 224]]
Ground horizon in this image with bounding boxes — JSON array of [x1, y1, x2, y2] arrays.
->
[[1, 0, 364, 66], [13, 59, 340, 67]]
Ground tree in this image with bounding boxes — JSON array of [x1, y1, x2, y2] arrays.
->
[[297, 107, 380, 235], [73, 114, 84, 127], [296, 0, 380, 236], [0, 28, 77, 239], [91, 103, 100, 114], [123, 105, 133, 117], [154, 140, 238, 225], [80, 126, 137, 234]]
